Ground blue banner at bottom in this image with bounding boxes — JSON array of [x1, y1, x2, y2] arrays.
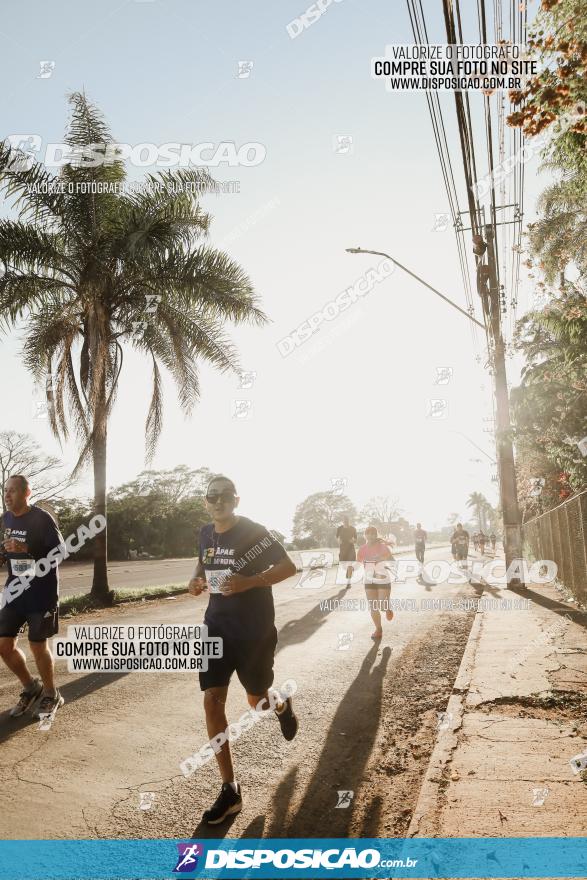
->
[[0, 838, 586, 879]]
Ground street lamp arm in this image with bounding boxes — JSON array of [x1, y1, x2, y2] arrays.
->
[[345, 246, 485, 330]]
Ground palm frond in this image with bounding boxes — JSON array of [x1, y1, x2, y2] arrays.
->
[[142, 244, 267, 325], [145, 355, 163, 461], [0, 142, 71, 230]]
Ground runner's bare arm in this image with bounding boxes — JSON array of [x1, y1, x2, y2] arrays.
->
[[3, 539, 29, 553], [253, 556, 297, 587], [222, 557, 297, 594], [188, 559, 207, 596]]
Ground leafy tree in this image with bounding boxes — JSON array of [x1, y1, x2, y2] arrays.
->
[[52, 497, 95, 560], [292, 492, 357, 548], [508, 0, 587, 140], [0, 93, 265, 604], [0, 431, 73, 510], [514, 440, 566, 518], [513, 292, 587, 494], [111, 466, 213, 505], [361, 495, 403, 527], [107, 492, 208, 560], [527, 171, 587, 284], [53, 467, 211, 561], [508, 0, 587, 510]]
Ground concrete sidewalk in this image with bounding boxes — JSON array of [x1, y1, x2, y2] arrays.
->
[[408, 570, 587, 838]]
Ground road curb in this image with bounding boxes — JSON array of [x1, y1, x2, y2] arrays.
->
[[406, 591, 486, 837]]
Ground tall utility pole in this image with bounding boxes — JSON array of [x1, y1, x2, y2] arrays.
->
[[483, 225, 525, 587], [346, 245, 525, 587]]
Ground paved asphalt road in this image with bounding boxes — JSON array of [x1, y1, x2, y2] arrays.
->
[[58, 557, 196, 597], [0, 547, 487, 840], [58, 544, 450, 597]]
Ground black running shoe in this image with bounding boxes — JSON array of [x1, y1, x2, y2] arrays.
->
[[276, 696, 298, 741], [9, 679, 42, 717], [33, 690, 64, 720], [202, 783, 242, 825]]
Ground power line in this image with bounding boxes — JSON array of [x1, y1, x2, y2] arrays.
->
[[406, 0, 482, 345]]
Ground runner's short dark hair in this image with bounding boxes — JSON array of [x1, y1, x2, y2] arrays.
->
[[7, 474, 30, 492], [206, 474, 237, 495]]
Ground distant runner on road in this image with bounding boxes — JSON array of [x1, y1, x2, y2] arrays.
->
[[357, 526, 394, 641], [0, 475, 65, 719], [414, 522, 427, 564], [450, 523, 470, 566], [490, 532, 497, 554], [336, 516, 357, 588], [187, 475, 298, 825], [478, 531, 488, 555]]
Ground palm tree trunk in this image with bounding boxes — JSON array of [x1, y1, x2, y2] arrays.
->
[[90, 383, 111, 605]]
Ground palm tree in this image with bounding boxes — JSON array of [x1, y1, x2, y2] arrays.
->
[[466, 492, 490, 532], [0, 93, 266, 604]]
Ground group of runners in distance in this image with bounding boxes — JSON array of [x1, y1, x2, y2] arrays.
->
[[0, 470, 500, 826], [472, 530, 497, 555], [449, 524, 498, 564]]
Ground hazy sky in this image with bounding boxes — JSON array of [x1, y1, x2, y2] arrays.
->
[[1, 0, 545, 538]]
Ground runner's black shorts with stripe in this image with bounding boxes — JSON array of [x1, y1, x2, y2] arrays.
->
[[199, 626, 277, 695], [0, 602, 59, 642]]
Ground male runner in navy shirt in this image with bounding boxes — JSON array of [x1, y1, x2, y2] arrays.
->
[[414, 522, 427, 564], [0, 475, 64, 718], [188, 475, 298, 824]]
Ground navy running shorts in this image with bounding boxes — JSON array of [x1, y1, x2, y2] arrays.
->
[[0, 602, 59, 642], [199, 626, 278, 696]]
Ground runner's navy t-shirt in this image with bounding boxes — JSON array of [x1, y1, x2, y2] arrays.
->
[[336, 525, 357, 545], [452, 530, 469, 548], [2, 506, 63, 611], [199, 516, 288, 640]]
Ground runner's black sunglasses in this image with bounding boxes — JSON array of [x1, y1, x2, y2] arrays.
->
[[206, 491, 236, 503]]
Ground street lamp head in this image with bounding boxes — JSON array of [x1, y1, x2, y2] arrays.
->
[[345, 247, 362, 253]]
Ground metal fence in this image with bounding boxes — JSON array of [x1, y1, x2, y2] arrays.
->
[[523, 490, 587, 605]]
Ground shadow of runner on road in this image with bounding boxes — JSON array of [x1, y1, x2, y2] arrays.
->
[[275, 587, 349, 656], [266, 642, 392, 838], [190, 812, 240, 840], [507, 584, 587, 629], [0, 672, 128, 745], [240, 814, 266, 838], [358, 792, 383, 837]]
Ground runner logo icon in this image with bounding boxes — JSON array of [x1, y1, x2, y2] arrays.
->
[[173, 843, 204, 872]]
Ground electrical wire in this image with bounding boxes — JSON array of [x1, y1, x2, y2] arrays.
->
[[406, 0, 481, 344]]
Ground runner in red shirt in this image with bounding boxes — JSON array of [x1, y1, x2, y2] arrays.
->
[[357, 526, 394, 640]]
